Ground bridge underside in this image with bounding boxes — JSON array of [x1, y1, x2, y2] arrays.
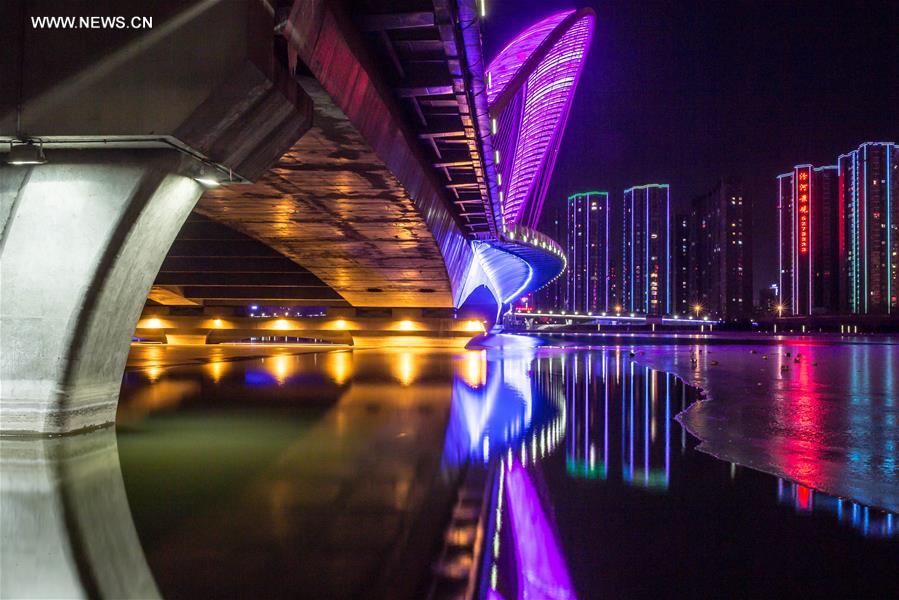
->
[[197, 78, 457, 308]]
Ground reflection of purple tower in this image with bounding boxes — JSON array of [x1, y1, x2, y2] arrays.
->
[[487, 9, 596, 230]]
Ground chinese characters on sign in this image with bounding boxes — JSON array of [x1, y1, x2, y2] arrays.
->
[[797, 167, 810, 255]]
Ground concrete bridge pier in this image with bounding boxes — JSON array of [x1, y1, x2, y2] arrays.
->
[[1, 150, 204, 435], [0, 428, 158, 598]]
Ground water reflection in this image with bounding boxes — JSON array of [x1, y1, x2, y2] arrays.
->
[[442, 344, 564, 468], [777, 479, 896, 538], [485, 348, 898, 599], [3, 343, 896, 599], [116, 347, 459, 598], [636, 340, 899, 511], [0, 429, 158, 599]]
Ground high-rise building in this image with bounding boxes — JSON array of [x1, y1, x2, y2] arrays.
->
[[622, 184, 670, 315], [778, 165, 813, 315], [565, 191, 610, 312], [688, 178, 752, 319], [838, 142, 898, 315], [674, 213, 690, 315], [777, 172, 795, 312], [780, 142, 897, 316], [812, 166, 840, 313]]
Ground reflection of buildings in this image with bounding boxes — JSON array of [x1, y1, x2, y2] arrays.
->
[[622, 184, 671, 315], [565, 191, 611, 313], [562, 351, 674, 489], [777, 141, 897, 316], [777, 480, 895, 538], [551, 348, 896, 536]]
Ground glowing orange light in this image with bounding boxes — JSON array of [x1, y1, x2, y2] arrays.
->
[[207, 361, 226, 383], [397, 319, 416, 331], [144, 318, 163, 329], [460, 350, 487, 388], [395, 351, 417, 386], [465, 319, 485, 332], [333, 319, 348, 330], [146, 366, 162, 382], [328, 351, 352, 385], [270, 354, 291, 384], [273, 319, 290, 330]]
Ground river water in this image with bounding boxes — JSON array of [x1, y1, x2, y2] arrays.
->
[[14, 337, 891, 598]]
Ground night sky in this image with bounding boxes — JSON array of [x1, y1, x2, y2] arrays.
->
[[483, 0, 898, 298]]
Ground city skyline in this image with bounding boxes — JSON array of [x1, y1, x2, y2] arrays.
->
[[484, 0, 898, 295], [3, 3, 898, 599]]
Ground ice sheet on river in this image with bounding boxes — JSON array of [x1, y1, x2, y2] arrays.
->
[[633, 339, 898, 512]]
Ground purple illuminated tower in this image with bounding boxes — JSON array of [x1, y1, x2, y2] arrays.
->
[[487, 9, 596, 230], [457, 9, 595, 326]]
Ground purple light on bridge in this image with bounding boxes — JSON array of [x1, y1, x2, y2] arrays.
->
[[487, 10, 595, 229]]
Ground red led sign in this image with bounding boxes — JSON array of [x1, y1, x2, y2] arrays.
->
[[797, 168, 810, 255]]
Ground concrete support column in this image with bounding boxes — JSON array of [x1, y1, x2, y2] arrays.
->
[[1, 150, 203, 434], [0, 429, 158, 598]]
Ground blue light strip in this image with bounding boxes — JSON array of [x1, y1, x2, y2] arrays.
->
[[503, 262, 534, 304]]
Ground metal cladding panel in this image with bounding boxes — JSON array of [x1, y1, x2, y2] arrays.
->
[[487, 10, 595, 229]]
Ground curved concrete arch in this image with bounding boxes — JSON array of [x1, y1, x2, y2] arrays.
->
[[0, 428, 158, 598], [0, 151, 205, 434], [1, 1, 311, 435]]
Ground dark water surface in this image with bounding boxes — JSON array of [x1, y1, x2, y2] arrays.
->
[[112, 341, 898, 599], [117, 348, 462, 599], [486, 349, 897, 600]]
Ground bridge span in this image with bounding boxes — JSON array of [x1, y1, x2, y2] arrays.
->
[[1, 1, 594, 434]]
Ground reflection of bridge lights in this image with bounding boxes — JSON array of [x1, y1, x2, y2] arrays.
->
[[465, 319, 485, 332], [395, 351, 417, 386], [207, 361, 227, 383], [269, 354, 291, 384], [146, 366, 162, 382], [460, 350, 487, 388], [327, 351, 352, 385]]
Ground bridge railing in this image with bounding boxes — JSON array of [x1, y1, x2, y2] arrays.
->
[[500, 223, 565, 261]]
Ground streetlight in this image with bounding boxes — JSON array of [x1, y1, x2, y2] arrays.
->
[[775, 303, 785, 318], [693, 303, 702, 318]]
